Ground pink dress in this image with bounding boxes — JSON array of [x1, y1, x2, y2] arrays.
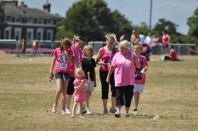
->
[[111, 51, 136, 87], [73, 77, 86, 103]]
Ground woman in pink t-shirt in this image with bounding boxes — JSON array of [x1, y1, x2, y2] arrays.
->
[[96, 33, 118, 114], [162, 30, 170, 53], [106, 40, 140, 118], [133, 44, 148, 116], [49, 38, 72, 114], [71, 68, 87, 118], [66, 35, 84, 114]]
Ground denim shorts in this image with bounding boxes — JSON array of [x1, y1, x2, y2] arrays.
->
[[133, 84, 144, 93], [55, 72, 70, 80]]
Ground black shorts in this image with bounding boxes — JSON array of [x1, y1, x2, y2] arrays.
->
[[67, 77, 75, 95]]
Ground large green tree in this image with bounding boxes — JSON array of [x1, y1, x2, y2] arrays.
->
[[187, 7, 198, 40], [65, 0, 132, 41], [153, 18, 177, 35], [0, 3, 5, 39]]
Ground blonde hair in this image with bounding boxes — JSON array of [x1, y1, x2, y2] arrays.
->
[[105, 33, 117, 43], [83, 45, 94, 57], [118, 40, 130, 52], [75, 68, 85, 78], [134, 44, 142, 50]]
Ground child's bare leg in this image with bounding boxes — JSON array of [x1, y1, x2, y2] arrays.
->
[[71, 102, 77, 117], [61, 79, 69, 111]]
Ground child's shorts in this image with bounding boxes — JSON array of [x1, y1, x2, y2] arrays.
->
[[85, 81, 95, 92], [55, 72, 70, 80], [133, 84, 144, 93]]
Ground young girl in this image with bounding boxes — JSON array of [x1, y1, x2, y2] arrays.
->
[[71, 68, 88, 118], [133, 44, 148, 116], [49, 38, 73, 114], [82, 45, 96, 114]]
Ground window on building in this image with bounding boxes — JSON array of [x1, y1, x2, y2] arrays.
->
[[34, 19, 37, 24], [53, 20, 56, 25], [27, 32, 32, 41], [5, 30, 10, 39], [37, 32, 41, 40], [11, 17, 15, 22], [6, 16, 11, 22], [47, 32, 52, 40]]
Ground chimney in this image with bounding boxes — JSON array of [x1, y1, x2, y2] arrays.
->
[[43, 1, 51, 13], [20, 1, 27, 8]]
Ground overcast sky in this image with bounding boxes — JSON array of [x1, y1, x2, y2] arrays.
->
[[18, 0, 198, 34]]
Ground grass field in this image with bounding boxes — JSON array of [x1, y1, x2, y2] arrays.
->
[[0, 52, 198, 131]]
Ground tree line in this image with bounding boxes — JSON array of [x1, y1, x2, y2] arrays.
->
[[1, 0, 198, 44]]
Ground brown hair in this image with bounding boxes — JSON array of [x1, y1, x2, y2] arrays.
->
[[83, 45, 94, 57], [60, 38, 72, 51]]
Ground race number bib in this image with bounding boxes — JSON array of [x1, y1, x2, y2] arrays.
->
[[57, 62, 67, 69]]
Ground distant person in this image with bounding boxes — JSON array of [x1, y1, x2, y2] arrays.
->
[[162, 30, 170, 53], [96, 33, 118, 114], [133, 44, 148, 116], [49, 38, 73, 114], [130, 30, 140, 47], [71, 68, 88, 118], [106, 40, 140, 118], [82, 45, 96, 114], [161, 45, 180, 61], [151, 34, 160, 54], [139, 32, 145, 45]]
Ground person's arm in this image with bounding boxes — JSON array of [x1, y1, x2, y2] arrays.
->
[[106, 65, 114, 84], [75, 79, 87, 90], [49, 56, 56, 79], [96, 48, 106, 65]]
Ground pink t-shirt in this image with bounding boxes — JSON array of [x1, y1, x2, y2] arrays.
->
[[73, 78, 86, 103], [53, 48, 72, 73], [162, 34, 169, 46], [100, 47, 117, 71], [71, 45, 82, 66], [112, 52, 136, 87], [135, 55, 148, 85], [67, 45, 82, 77]]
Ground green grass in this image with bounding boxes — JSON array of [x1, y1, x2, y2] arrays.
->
[[0, 53, 198, 131]]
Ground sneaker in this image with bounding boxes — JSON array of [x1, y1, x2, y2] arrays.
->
[[125, 113, 130, 117], [82, 109, 87, 114], [65, 109, 71, 114], [51, 105, 57, 113], [133, 110, 138, 116], [109, 107, 116, 113], [86, 108, 92, 115], [102, 109, 108, 114], [71, 114, 75, 118], [80, 114, 84, 118], [61, 110, 66, 115], [114, 112, 121, 118]]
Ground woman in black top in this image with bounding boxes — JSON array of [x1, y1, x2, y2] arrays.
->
[[82, 45, 96, 114]]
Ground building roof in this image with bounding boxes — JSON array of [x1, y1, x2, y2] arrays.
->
[[2, 2, 58, 20]]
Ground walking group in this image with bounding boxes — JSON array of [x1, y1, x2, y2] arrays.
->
[[49, 33, 148, 118]]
